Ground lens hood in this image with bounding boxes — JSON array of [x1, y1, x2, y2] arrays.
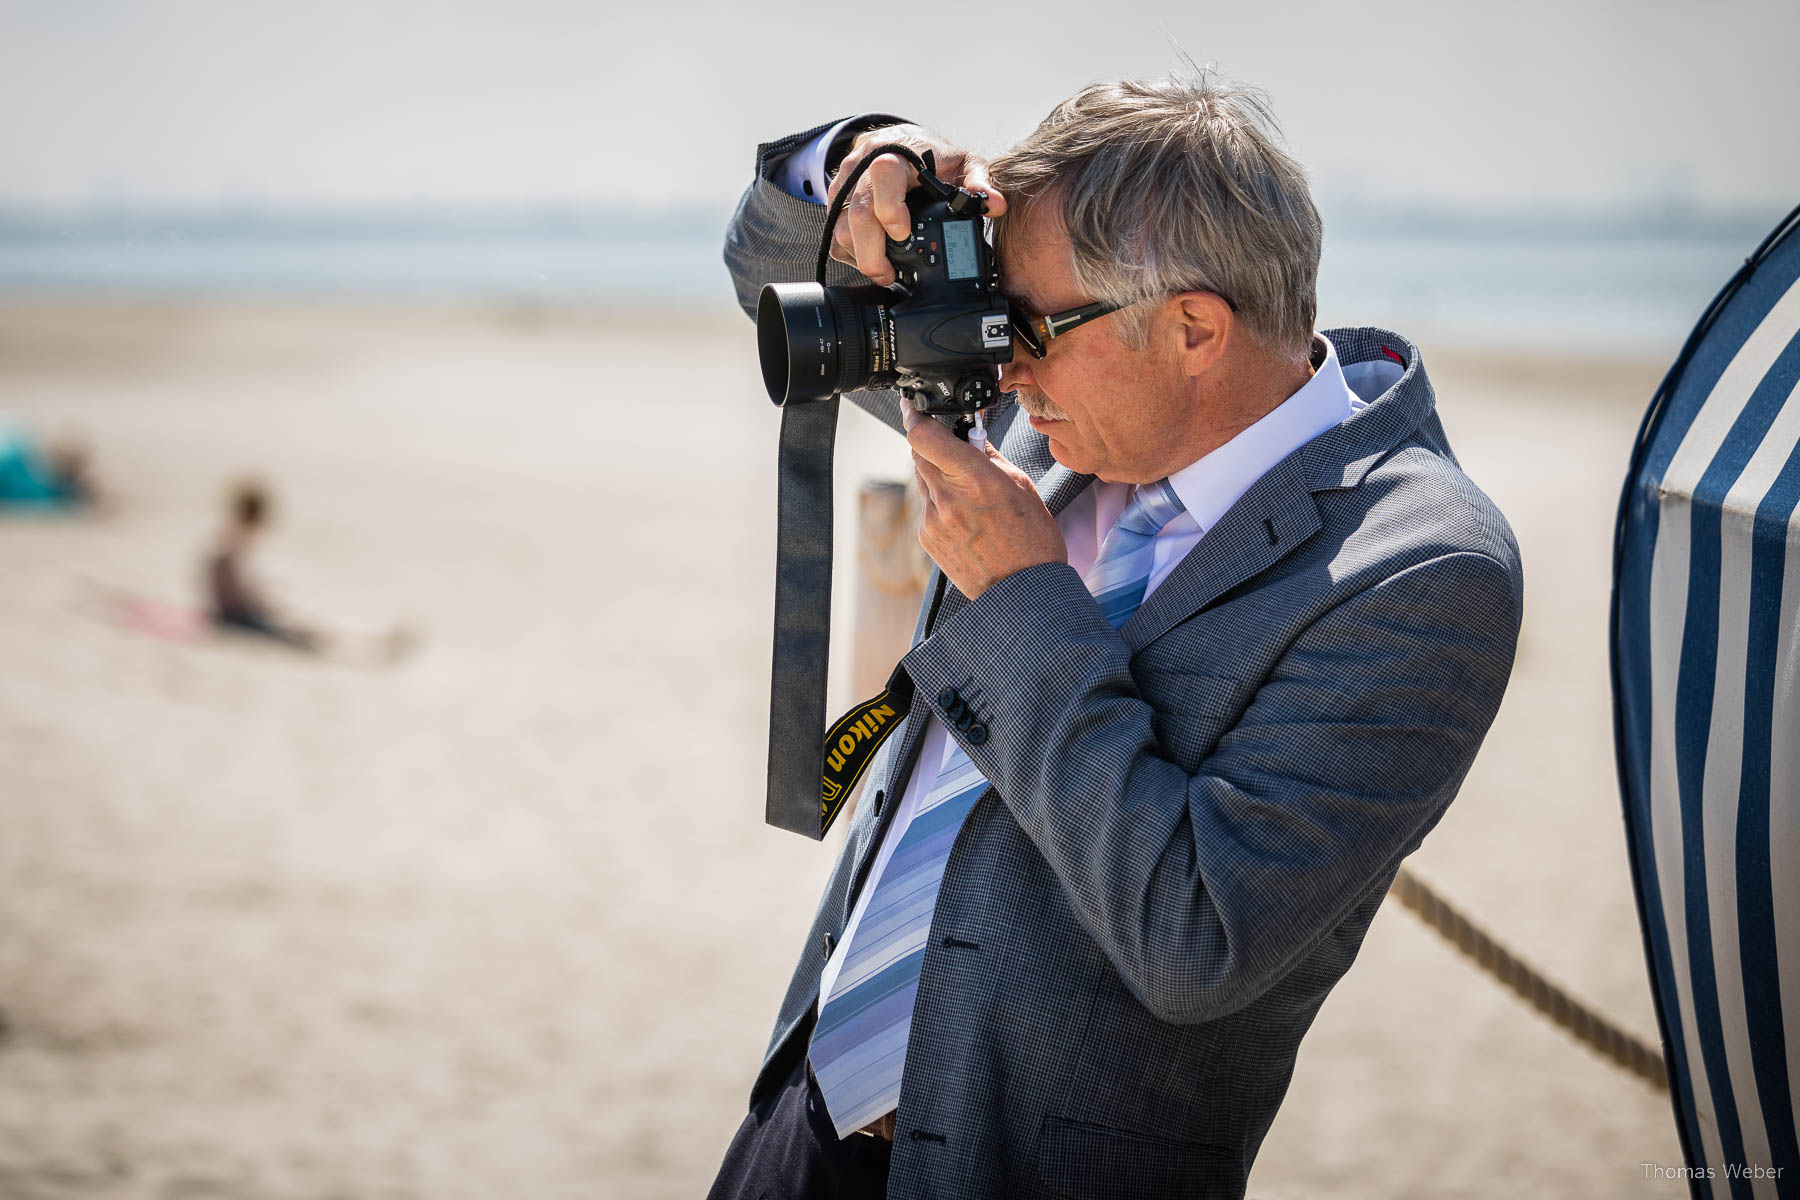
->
[[759, 283, 833, 406]]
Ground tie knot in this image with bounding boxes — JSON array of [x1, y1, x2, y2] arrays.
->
[[1116, 479, 1186, 537]]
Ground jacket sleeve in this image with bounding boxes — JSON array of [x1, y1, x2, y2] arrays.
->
[[721, 116, 910, 436], [898, 549, 1523, 1024]]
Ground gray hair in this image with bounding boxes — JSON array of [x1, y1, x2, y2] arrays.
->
[[990, 71, 1321, 358]]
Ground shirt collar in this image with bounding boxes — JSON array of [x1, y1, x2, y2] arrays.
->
[[1163, 334, 1356, 535]]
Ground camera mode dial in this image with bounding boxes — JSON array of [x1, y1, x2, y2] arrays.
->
[[955, 373, 999, 410]]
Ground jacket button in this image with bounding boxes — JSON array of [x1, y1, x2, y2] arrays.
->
[[872, 788, 885, 815], [936, 687, 959, 709], [966, 724, 989, 746], [822, 932, 835, 958], [954, 711, 974, 732]]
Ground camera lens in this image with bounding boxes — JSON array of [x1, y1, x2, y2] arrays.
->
[[757, 283, 883, 406]]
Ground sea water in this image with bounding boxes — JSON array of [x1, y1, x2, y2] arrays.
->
[[0, 204, 1778, 361]]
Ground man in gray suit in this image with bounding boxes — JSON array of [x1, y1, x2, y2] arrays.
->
[[711, 73, 1524, 1199]]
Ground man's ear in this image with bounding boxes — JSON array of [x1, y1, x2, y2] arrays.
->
[[1169, 291, 1233, 377]]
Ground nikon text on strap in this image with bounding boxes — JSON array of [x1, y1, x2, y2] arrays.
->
[[817, 664, 914, 835]]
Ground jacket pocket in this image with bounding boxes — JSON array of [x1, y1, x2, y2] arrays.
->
[[1037, 1116, 1244, 1200]]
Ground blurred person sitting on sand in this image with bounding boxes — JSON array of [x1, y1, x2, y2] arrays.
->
[[0, 421, 98, 510], [205, 480, 322, 652]]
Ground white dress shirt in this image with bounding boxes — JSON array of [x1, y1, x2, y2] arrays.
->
[[774, 119, 866, 204], [818, 336, 1378, 1023]]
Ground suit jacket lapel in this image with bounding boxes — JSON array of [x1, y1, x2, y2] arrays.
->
[[1121, 328, 1438, 654], [1123, 456, 1322, 654]]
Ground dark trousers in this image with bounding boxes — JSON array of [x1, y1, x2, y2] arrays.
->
[[706, 1052, 893, 1200]]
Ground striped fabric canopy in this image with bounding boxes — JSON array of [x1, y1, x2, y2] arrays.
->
[[1614, 202, 1800, 1194]]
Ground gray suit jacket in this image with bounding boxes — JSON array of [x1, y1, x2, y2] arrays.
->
[[724, 121, 1525, 1199]]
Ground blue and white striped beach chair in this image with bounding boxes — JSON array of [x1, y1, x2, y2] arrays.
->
[[1613, 202, 1800, 1195]]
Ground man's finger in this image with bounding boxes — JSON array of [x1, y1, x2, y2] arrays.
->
[[984, 439, 1035, 488], [829, 227, 856, 271], [959, 159, 1008, 217], [865, 156, 917, 241], [845, 193, 897, 285], [824, 144, 869, 212], [913, 458, 937, 508], [825, 146, 889, 271], [907, 417, 990, 477], [912, 447, 944, 486]]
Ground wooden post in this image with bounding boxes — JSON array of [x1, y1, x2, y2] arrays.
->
[[843, 478, 932, 823], [851, 479, 932, 699]]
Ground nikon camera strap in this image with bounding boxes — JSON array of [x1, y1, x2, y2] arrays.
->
[[766, 394, 944, 839], [765, 397, 843, 838], [765, 140, 947, 840]]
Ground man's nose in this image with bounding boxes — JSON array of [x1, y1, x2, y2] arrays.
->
[[1000, 350, 1034, 391]]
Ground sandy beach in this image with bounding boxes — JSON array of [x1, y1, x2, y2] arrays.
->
[[0, 303, 1687, 1198]]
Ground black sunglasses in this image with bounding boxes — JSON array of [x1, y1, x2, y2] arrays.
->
[[1007, 299, 1122, 359], [1007, 291, 1238, 360]]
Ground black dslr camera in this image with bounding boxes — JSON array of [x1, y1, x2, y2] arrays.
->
[[756, 151, 1012, 426]]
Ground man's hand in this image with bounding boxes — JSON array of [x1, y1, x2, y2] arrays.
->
[[827, 124, 1007, 287], [906, 410, 1064, 600]]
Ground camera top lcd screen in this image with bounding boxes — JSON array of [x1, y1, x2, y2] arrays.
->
[[943, 220, 980, 281]]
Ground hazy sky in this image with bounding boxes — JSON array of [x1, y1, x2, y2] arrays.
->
[[2, 0, 1794, 214]]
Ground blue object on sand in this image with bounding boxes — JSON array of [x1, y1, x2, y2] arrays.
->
[[0, 424, 77, 507]]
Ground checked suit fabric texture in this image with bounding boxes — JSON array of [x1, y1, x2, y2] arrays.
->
[[720, 117, 1526, 1199], [809, 480, 1190, 1138]]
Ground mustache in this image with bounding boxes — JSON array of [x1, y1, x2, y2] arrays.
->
[[1010, 388, 1071, 422]]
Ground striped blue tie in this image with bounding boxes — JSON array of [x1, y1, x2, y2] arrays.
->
[[1083, 479, 1188, 627], [808, 479, 1188, 1138]]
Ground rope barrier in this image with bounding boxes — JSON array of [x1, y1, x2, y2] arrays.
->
[[1389, 866, 1669, 1092]]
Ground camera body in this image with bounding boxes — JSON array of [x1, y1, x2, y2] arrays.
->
[[758, 182, 1012, 418]]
